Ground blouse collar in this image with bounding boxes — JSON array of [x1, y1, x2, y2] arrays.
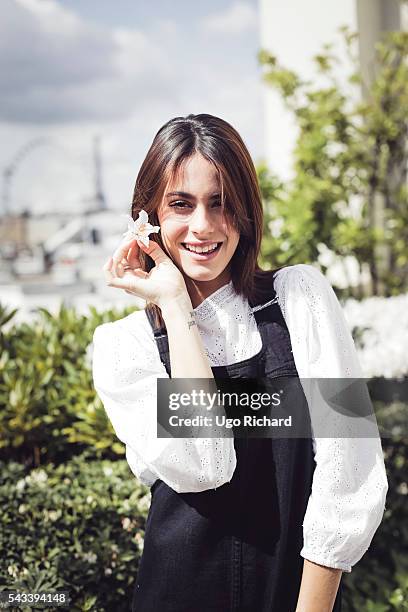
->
[[193, 281, 236, 322]]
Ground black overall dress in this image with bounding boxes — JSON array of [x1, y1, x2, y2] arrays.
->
[[131, 286, 343, 612]]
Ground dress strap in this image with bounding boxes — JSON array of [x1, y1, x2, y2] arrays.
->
[[144, 308, 172, 377], [250, 296, 279, 314], [248, 281, 284, 326]]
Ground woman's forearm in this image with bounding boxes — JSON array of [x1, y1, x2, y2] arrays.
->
[[295, 559, 342, 612], [160, 294, 214, 379]]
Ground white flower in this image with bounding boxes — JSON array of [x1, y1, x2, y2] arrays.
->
[[7, 564, 19, 579], [83, 551, 97, 564], [122, 517, 131, 530], [343, 293, 408, 378], [16, 479, 26, 492], [121, 210, 160, 247], [134, 532, 144, 551], [48, 510, 61, 522], [29, 469, 48, 485]]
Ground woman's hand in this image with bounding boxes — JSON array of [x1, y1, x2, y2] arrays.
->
[[103, 236, 189, 308]]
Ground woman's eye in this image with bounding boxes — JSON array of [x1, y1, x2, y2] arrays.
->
[[169, 201, 191, 209], [168, 201, 222, 211]]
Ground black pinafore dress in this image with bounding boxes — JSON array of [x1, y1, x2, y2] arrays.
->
[[131, 287, 343, 612]]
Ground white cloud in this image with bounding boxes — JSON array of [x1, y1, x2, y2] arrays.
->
[[0, 0, 177, 124], [201, 2, 258, 35], [2, 0, 117, 90]]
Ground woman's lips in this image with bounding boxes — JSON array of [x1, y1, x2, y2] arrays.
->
[[181, 242, 222, 261]]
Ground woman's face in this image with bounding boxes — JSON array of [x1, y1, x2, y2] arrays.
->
[[157, 153, 240, 293]]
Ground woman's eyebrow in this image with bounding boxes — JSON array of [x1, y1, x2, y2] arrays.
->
[[165, 191, 221, 199], [165, 191, 192, 198]]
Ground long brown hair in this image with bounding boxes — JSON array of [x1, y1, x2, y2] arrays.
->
[[131, 113, 279, 329]]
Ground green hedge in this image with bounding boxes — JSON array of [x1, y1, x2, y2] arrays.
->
[[342, 402, 408, 611], [0, 452, 149, 611], [0, 303, 135, 467], [1, 437, 406, 612]]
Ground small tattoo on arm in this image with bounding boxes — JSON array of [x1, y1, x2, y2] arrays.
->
[[188, 311, 196, 329]]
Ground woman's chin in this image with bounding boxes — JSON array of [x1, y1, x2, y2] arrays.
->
[[182, 268, 220, 283]]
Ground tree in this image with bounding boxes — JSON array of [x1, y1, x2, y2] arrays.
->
[[258, 27, 408, 297]]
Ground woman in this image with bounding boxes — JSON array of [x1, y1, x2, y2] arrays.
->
[[92, 114, 388, 612]]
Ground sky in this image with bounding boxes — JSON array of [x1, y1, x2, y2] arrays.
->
[[0, 0, 263, 216]]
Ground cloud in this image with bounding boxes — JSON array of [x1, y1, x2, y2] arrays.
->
[[0, 1, 264, 216], [201, 1, 258, 35], [2, 0, 118, 91], [0, 0, 177, 124]]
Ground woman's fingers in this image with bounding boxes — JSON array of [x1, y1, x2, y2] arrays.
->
[[111, 237, 137, 277], [103, 257, 114, 281], [103, 256, 149, 296], [117, 262, 124, 278], [103, 237, 171, 299], [123, 267, 149, 279], [127, 242, 142, 269], [111, 237, 168, 278], [138, 239, 171, 265]]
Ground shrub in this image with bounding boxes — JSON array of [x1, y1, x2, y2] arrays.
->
[[342, 402, 408, 611], [0, 303, 135, 468], [0, 452, 149, 611]]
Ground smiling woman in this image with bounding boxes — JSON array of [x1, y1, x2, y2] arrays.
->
[[129, 114, 267, 320], [92, 114, 388, 612]]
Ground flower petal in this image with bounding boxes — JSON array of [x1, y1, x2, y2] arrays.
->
[[142, 223, 160, 237], [122, 230, 136, 240], [121, 210, 160, 244], [138, 210, 149, 224], [121, 214, 136, 233]]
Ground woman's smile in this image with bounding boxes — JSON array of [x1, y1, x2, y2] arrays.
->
[[180, 241, 223, 259]]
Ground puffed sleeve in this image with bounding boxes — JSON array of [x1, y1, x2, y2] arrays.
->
[[274, 264, 388, 572], [92, 312, 236, 493]]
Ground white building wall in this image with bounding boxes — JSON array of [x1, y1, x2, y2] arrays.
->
[[259, 0, 403, 180], [259, 0, 358, 180]]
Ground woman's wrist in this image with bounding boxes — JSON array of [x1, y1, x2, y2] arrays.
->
[[159, 292, 213, 379], [159, 293, 194, 319]]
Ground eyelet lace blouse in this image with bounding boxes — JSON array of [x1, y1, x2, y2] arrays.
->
[[92, 263, 388, 573]]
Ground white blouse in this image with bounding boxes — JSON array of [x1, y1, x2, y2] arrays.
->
[[92, 263, 388, 573]]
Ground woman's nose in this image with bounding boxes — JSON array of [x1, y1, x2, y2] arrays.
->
[[189, 205, 215, 235]]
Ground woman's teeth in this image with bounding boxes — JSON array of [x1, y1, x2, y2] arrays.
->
[[183, 242, 220, 254]]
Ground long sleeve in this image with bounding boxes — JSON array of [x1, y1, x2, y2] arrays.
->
[[274, 264, 388, 572], [92, 312, 236, 493]]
